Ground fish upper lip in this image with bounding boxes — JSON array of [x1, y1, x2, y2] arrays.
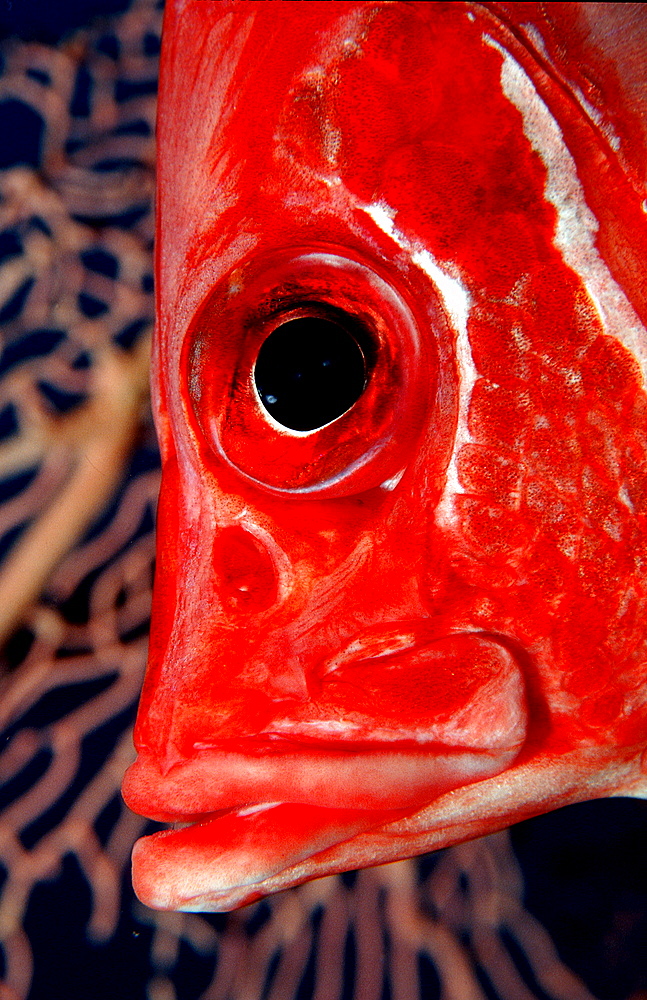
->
[[123, 743, 525, 824]]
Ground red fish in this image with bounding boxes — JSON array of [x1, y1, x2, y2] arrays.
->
[[122, 1, 647, 911]]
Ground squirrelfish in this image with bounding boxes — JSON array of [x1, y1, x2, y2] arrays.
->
[[122, 1, 647, 912]]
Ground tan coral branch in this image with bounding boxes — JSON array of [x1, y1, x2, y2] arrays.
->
[[0, 333, 151, 647]]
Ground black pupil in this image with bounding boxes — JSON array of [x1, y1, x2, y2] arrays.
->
[[254, 316, 367, 432]]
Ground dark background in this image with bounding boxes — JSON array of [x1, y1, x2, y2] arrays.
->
[[0, 0, 132, 44]]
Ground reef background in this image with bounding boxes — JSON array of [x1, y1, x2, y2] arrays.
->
[[0, 2, 645, 998]]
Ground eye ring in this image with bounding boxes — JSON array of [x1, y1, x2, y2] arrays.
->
[[185, 249, 435, 498]]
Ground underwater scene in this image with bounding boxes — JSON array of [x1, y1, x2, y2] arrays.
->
[[0, 1, 645, 998]]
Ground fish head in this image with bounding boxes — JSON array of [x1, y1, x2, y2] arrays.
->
[[122, 0, 647, 911]]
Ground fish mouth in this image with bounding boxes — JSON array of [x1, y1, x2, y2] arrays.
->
[[123, 633, 527, 911]]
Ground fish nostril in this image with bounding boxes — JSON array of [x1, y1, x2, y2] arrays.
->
[[213, 525, 278, 614]]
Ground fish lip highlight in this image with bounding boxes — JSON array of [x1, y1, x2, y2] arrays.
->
[[165, 802, 284, 827], [319, 626, 527, 672]]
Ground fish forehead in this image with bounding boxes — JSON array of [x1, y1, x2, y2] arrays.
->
[[124, 1, 647, 910], [156, 4, 533, 332], [155, 0, 647, 414]]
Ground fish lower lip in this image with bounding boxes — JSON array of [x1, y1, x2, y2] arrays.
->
[[131, 802, 411, 911]]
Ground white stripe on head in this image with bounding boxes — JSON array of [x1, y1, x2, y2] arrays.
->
[[486, 34, 647, 383]]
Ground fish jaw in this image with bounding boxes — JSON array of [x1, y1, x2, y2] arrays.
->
[[129, 804, 402, 912], [124, 744, 523, 912], [126, 745, 647, 912], [124, 633, 527, 911]]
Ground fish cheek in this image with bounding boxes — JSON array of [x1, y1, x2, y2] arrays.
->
[[135, 417, 435, 753]]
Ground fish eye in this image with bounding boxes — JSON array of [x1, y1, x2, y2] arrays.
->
[[254, 313, 370, 432], [185, 250, 434, 498]]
